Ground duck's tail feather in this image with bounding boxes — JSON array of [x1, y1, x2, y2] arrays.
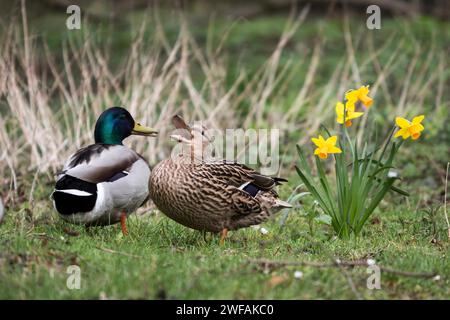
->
[[274, 199, 292, 209]]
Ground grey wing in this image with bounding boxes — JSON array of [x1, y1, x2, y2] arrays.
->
[[60, 144, 142, 183]]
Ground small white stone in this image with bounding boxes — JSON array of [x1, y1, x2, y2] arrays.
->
[[367, 259, 376, 266], [294, 271, 303, 279], [432, 275, 441, 281], [259, 227, 269, 235], [388, 170, 398, 178]]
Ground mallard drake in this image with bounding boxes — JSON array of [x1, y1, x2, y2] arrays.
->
[[52, 107, 157, 235], [150, 115, 291, 244]]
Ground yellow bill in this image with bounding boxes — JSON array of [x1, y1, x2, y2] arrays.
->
[[132, 123, 158, 137]]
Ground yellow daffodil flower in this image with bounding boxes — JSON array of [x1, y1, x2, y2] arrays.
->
[[312, 135, 342, 159], [394, 115, 425, 140], [336, 101, 364, 127], [345, 85, 373, 108]]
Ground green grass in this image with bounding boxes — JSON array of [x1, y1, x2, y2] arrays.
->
[[1, 183, 448, 299]]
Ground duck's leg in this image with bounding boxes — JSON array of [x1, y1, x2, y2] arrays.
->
[[219, 228, 228, 246], [120, 212, 128, 236]]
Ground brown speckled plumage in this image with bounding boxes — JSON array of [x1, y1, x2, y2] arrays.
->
[[150, 159, 290, 232]]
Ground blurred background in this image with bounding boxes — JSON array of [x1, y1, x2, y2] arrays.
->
[[0, 0, 448, 205]]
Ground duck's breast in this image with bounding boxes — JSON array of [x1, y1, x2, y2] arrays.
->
[[106, 157, 150, 212]]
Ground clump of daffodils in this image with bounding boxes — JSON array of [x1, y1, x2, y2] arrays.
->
[[296, 85, 424, 239]]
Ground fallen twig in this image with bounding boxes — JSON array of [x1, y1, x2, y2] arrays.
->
[[96, 247, 141, 259], [247, 258, 438, 279], [63, 227, 80, 237], [30, 233, 58, 241]]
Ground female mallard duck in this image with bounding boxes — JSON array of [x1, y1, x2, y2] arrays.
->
[[52, 107, 157, 235], [150, 115, 291, 244]]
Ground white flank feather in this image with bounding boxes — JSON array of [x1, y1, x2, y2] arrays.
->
[[238, 181, 251, 190], [54, 189, 93, 196]]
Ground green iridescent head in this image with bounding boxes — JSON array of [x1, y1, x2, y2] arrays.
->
[[94, 107, 158, 145]]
